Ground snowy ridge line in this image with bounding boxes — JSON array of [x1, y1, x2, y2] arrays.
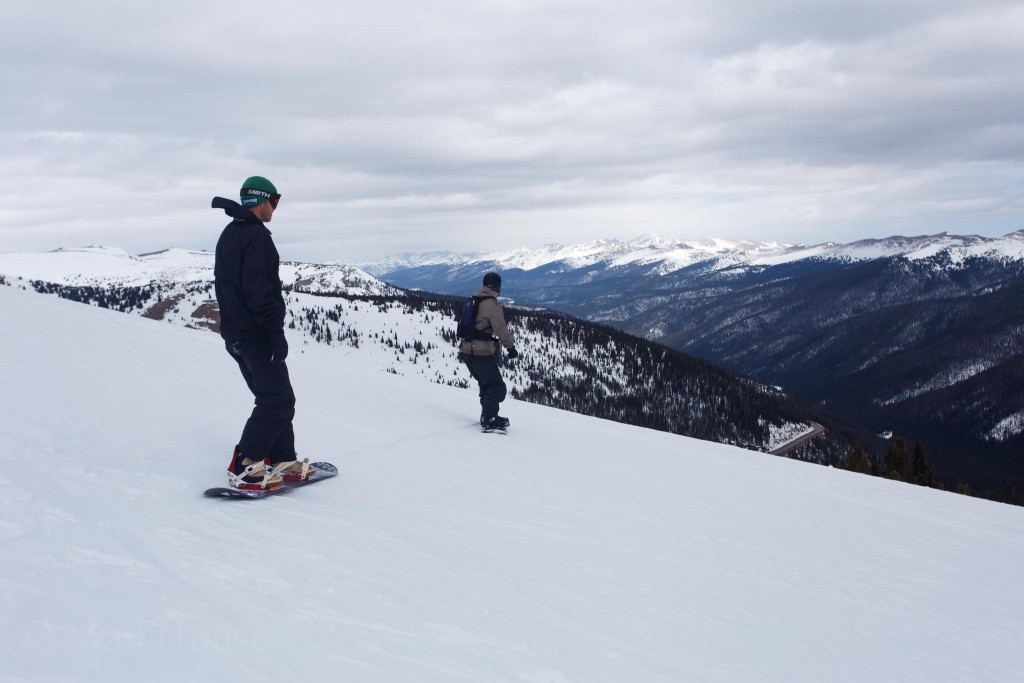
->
[[357, 229, 1024, 274], [0, 246, 399, 297], [3, 231, 1022, 288]]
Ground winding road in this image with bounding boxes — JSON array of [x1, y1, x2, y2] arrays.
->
[[769, 421, 826, 456]]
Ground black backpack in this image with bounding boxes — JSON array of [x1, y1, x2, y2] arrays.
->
[[456, 295, 495, 340]]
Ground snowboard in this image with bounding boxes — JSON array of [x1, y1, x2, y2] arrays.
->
[[203, 462, 338, 499], [481, 425, 509, 434], [472, 419, 510, 434]]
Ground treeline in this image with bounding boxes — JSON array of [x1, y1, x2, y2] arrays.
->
[[30, 280, 158, 311], [840, 437, 1022, 505], [28, 280, 212, 312]]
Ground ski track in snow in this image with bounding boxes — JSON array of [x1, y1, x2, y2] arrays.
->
[[1, 284, 1023, 682]]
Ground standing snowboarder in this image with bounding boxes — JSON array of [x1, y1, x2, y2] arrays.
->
[[459, 272, 519, 432], [212, 176, 316, 489]]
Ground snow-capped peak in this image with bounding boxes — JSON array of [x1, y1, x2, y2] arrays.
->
[[628, 233, 682, 249]]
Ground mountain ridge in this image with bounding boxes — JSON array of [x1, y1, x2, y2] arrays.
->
[[358, 229, 1024, 274]]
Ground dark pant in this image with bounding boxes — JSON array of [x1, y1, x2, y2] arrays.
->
[[226, 338, 296, 463], [462, 353, 507, 421]]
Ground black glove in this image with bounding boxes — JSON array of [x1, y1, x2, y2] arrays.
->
[[271, 332, 289, 363], [507, 347, 519, 359]]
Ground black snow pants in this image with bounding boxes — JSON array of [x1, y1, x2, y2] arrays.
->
[[226, 338, 296, 463], [462, 353, 507, 421]]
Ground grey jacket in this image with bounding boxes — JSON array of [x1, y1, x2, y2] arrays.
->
[[459, 286, 516, 356]]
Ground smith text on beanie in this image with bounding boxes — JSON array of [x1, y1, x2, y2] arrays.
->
[[240, 176, 278, 207]]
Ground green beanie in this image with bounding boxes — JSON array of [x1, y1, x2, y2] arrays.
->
[[240, 176, 278, 206]]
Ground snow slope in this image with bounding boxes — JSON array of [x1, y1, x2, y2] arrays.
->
[[1, 284, 1023, 682], [0, 246, 394, 296]]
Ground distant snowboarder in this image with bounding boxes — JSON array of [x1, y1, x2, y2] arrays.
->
[[458, 272, 519, 432], [211, 176, 318, 490]]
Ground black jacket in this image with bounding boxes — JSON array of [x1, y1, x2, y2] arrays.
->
[[212, 197, 286, 342]]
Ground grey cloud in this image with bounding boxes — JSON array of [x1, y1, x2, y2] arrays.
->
[[1, 0, 1022, 260]]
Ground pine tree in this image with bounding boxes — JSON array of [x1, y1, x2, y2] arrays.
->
[[911, 441, 934, 487], [845, 443, 873, 474], [884, 438, 910, 481]]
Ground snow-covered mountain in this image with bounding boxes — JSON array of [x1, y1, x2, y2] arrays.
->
[[362, 230, 1024, 500], [0, 246, 396, 296], [360, 230, 1024, 276], [3, 277, 1023, 682]]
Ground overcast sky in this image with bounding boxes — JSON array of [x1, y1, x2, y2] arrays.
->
[[2, 0, 1023, 262]]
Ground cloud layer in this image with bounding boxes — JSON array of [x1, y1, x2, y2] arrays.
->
[[3, 0, 1023, 260]]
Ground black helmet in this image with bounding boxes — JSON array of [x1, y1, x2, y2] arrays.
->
[[482, 272, 502, 291]]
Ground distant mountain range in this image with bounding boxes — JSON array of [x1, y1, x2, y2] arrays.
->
[[361, 231, 1024, 496], [360, 231, 1024, 282]]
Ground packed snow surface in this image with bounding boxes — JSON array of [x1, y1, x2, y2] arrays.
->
[[1, 284, 1023, 682]]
